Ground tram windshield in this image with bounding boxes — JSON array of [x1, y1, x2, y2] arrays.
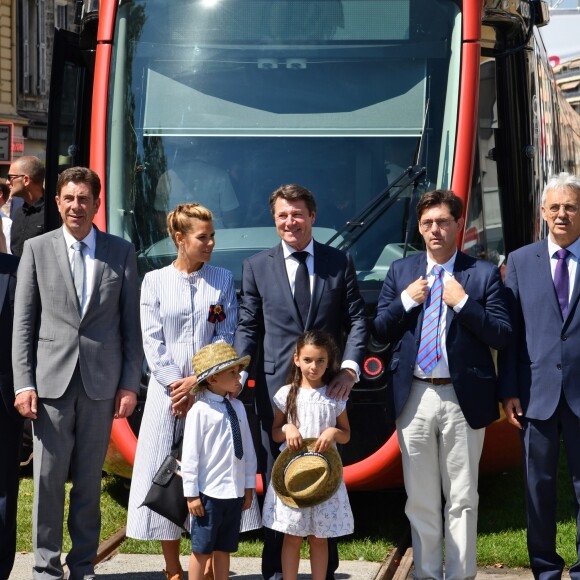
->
[[106, 0, 462, 292]]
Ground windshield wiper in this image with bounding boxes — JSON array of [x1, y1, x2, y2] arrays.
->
[[327, 98, 430, 254], [402, 98, 430, 258], [326, 164, 426, 253]]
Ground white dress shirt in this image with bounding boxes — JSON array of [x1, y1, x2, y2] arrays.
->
[[281, 238, 315, 295], [401, 251, 468, 379], [62, 225, 96, 317], [1, 215, 12, 254], [181, 389, 257, 499]]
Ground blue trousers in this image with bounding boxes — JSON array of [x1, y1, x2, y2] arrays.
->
[[521, 394, 580, 580]]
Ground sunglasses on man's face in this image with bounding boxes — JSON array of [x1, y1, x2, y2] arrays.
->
[[6, 174, 26, 183]]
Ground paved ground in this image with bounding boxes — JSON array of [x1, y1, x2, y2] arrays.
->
[[10, 552, 572, 579], [9, 553, 381, 579]]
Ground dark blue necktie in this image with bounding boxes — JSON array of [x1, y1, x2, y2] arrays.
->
[[223, 397, 243, 459], [293, 251, 310, 326], [554, 248, 570, 319]]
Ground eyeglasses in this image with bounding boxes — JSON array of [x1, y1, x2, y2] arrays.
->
[[6, 174, 25, 183], [545, 204, 579, 216], [419, 218, 456, 231]]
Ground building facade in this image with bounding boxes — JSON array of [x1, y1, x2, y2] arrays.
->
[[0, 0, 78, 177], [554, 58, 580, 115]]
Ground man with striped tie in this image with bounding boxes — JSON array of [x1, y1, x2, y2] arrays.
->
[[372, 189, 511, 580]]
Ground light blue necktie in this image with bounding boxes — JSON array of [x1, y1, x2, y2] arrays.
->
[[72, 241, 85, 313], [417, 265, 444, 374]]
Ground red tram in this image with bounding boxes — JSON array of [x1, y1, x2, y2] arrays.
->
[[45, 0, 580, 489]]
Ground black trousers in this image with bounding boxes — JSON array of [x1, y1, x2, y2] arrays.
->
[[0, 396, 23, 580], [258, 414, 339, 580]]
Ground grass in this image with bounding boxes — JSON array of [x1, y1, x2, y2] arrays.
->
[[476, 444, 577, 568], [16, 443, 579, 568], [16, 471, 406, 562], [122, 488, 408, 561], [16, 473, 131, 553]]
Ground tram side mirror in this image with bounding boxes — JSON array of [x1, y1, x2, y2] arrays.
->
[[534, 0, 550, 27]]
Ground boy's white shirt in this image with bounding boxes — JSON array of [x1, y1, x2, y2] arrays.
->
[[181, 389, 257, 498]]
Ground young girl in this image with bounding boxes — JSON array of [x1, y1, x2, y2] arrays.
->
[[261, 330, 354, 580]]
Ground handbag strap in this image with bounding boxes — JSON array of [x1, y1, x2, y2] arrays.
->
[[170, 416, 184, 457]]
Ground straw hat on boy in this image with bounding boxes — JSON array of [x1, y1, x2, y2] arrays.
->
[[272, 438, 343, 508], [190, 343, 250, 391]]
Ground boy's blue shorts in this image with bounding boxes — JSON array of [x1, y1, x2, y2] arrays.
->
[[190, 492, 244, 555]]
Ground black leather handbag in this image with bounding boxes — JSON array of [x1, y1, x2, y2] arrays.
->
[[141, 418, 189, 530]]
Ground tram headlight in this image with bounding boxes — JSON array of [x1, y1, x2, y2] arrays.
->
[[362, 356, 385, 381]]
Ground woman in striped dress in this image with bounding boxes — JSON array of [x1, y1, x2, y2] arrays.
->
[[126, 203, 260, 580]]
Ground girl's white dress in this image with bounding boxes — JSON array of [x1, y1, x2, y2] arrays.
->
[[261, 385, 354, 538]]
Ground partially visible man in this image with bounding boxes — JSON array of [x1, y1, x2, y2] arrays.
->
[[7, 156, 45, 257], [13, 167, 143, 580], [373, 189, 511, 580], [0, 250, 20, 579], [500, 172, 580, 579], [0, 180, 11, 254], [234, 184, 368, 580]]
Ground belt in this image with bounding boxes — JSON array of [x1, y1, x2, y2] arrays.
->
[[413, 376, 452, 386]]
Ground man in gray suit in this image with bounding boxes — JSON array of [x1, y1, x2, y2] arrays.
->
[[234, 183, 368, 580], [12, 167, 143, 580]]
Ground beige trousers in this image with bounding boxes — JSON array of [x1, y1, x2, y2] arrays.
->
[[397, 379, 485, 580]]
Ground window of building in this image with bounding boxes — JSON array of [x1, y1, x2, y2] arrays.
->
[[55, 2, 68, 30], [18, 0, 47, 95]]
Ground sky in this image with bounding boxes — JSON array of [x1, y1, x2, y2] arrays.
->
[[542, 6, 580, 66], [550, 0, 579, 8]]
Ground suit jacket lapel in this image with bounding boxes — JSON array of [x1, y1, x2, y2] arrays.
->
[[85, 228, 107, 314], [53, 228, 80, 318], [564, 245, 580, 325], [309, 241, 327, 328], [414, 253, 428, 341], [272, 244, 303, 328], [539, 240, 565, 321], [0, 271, 8, 312], [448, 251, 471, 329]]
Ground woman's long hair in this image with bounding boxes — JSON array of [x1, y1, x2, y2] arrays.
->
[[285, 330, 340, 427]]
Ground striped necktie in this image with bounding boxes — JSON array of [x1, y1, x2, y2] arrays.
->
[[417, 265, 444, 374]]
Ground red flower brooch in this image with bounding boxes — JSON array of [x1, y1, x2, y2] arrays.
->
[[208, 304, 226, 323]]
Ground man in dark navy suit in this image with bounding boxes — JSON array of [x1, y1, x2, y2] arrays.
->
[[234, 183, 368, 580], [0, 251, 20, 579], [500, 172, 580, 580], [373, 189, 511, 580]]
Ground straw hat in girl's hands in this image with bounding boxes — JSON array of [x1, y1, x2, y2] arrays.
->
[[272, 438, 343, 508]]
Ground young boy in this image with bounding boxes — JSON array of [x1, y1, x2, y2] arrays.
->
[[182, 343, 258, 580]]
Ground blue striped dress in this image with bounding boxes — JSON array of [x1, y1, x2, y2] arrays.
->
[[127, 263, 261, 540]]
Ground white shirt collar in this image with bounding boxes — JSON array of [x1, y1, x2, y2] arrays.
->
[[204, 388, 227, 402], [62, 225, 96, 252], [281, 238, 314, 259], [426, 249, 458, 276], [547, 236, 580, 260]]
